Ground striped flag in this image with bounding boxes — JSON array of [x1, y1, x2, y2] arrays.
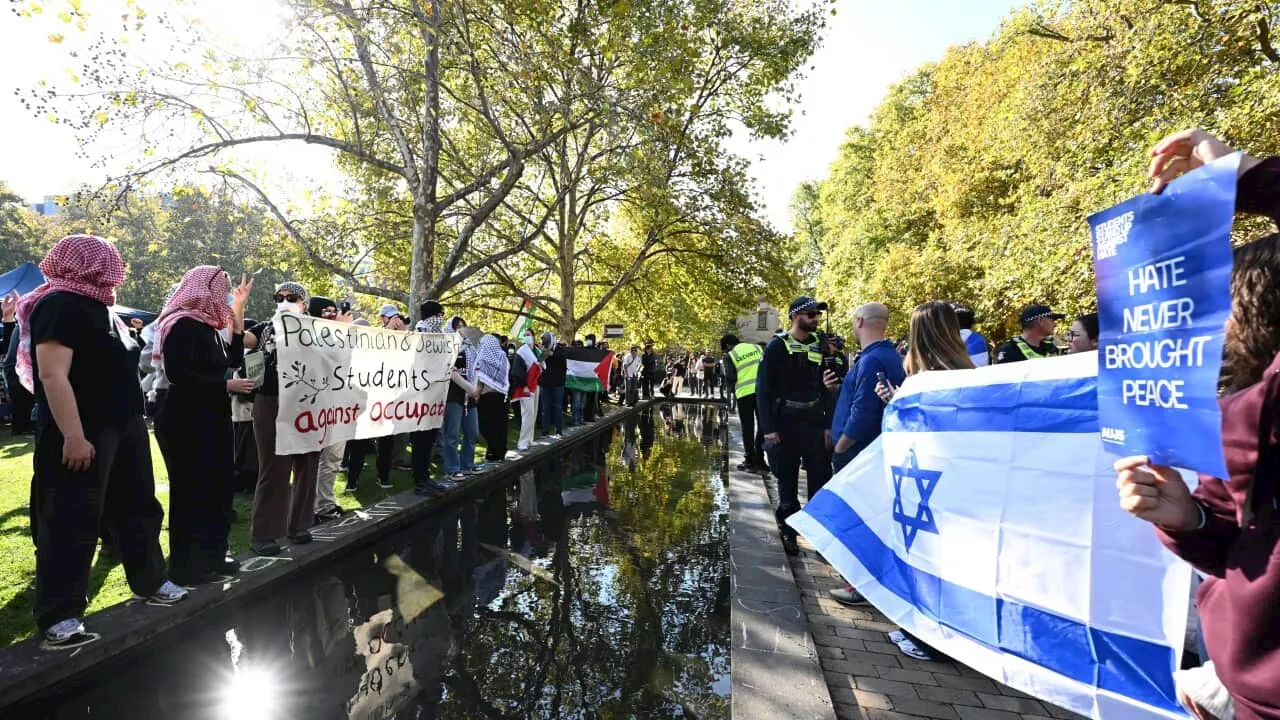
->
[[508, 298, 534, 340], [788, 353, 1192, 720], [512, 343, 542, 400], [562, 346, 615, 393]]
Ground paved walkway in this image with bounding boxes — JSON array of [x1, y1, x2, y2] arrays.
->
[[727, 412, 1089, 720]]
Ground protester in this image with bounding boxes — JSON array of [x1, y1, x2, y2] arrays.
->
[[18, 234, 186, 646], [953, 302, 990, 367], [510, 328, 540, 451], [757, 296, 843, 556], [1114, 127, 1278, 720], [538, 331, 567, 438], [441, 318, 482, 479], [307, 296, 347, 519], [245, 281, 321, 556], [671, 354, 687, 396], [475, 333, 511, 463], [700, 352, 719, 398], [378, 304, 407, 330], [1, 290, 35, 435], [1066, 312, 1099, 354], [622, 345, 642, 406], [152, 266, 254, 585], [993, 304, 1063, 363], [411, 299, 450, 495], [831, 303, 904, 472], [641, 343, 658, 399], [722, 334, 767, 472]]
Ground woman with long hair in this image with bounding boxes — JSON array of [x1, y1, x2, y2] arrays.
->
[[152, 266, 255, 585], [902, 301, 975, 376], [875, 300, 973, 661]]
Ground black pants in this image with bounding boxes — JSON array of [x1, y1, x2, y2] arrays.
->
[[764, 418, 831, 538], [32, 415, 167, 630], [642, 374, 654, 399], [232, 421, 258, 494], [738, 394, 765, 467], [7, 381, 34, 434], [155, 395, 234, 583], [410, 428, 440, 487], [347, 435, 396, 487], [477, 393, 508, 461]]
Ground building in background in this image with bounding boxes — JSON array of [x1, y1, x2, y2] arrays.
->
[[28, 195, 61, 216], [735, 297, 781, 344]]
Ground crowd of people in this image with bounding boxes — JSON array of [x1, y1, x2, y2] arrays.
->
[[720, 129, 1277, 720], [0, 258, 665, 648]]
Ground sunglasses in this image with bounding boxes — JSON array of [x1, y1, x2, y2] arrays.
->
[[321, 307, 338, 316], [274, 293, 303, 303]]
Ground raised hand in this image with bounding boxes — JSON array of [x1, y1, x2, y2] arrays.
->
[[231, 274, 254, 316], [1, 290, 18, 322], [1148, 128, 1259, 194]]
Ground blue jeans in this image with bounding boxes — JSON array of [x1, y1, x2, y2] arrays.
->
[[540, 385, 565, 435], [570, 389, 587, 425], [442, 402, 480, 474]]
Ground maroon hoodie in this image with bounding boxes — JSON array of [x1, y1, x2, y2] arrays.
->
[[1154, 157, 1280, 720], [1158, 349, 1280, 720]]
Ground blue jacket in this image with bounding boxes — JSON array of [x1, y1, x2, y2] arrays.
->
[[832, 339, 905, 457]]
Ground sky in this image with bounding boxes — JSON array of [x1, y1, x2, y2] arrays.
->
[[0, 0, 1019, 232]]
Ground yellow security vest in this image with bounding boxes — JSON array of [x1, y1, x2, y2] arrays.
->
[[729, 343, 763, 398]]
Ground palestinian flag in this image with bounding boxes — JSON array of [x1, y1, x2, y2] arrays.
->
[[562, 346, 615, 392], [508, 298, 534, 340], [512, 343, 542, 400]]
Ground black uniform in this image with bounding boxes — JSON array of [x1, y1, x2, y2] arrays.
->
[[756, 331, 835, 539], [993, 336, 1060, 364]]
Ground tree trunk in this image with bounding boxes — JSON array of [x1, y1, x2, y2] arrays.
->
[[410, 0, 443, 321]]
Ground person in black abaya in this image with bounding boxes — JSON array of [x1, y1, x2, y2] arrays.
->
[[152, 266, 256, 585]]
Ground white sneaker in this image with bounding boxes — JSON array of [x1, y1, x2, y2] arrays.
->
[[42, 618, 96, 649], [888, 630, 906, 644], [135, 580, 189, 606]]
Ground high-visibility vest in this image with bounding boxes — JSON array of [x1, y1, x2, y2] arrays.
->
[[782, 334, 824, 365], [729, 343, 763, 398], [1013, 336, 1057, 360]]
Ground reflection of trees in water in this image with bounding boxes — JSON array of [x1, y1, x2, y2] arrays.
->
[[24, 408, 728, 720], [437, 411, 730, 719]]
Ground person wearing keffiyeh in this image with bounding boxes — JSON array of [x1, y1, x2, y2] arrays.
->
[[20, 234, 187, 646], [152, 266, 254, 586], [408, 299, 451, 496], [475, 333, 511, 462], [441, 316, 482, 480]]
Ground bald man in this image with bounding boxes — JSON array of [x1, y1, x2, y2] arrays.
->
[[831, 303, 904, 469]]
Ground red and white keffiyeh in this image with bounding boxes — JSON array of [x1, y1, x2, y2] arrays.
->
[[15, 234, 127, 392], [150, 265, 233, 371]]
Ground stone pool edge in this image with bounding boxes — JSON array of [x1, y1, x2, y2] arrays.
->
[[726, 414, 838, 720], [0, 399, 701, 709]]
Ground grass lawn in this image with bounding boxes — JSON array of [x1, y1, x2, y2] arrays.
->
[[0, 399, 568, 646]]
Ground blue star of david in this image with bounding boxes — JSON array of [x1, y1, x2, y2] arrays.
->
[[890, 448, 942, 552]]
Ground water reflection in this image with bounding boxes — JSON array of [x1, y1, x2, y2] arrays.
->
[[16, 404, 730, 720]]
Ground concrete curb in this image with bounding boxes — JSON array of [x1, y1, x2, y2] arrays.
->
[[727, 414, 837, 720], [0, 400, 643, 709]]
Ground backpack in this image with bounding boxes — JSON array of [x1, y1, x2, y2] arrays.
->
[[509, 354, 528, 388]]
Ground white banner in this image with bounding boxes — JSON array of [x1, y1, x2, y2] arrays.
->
[[272, 313, 459, 455]]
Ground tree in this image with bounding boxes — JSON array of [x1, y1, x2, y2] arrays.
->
[[28, 0, 587, 317], [805, 0, 1280, 340], [0, 185, 43, 272], [446, 0, 829, 339]]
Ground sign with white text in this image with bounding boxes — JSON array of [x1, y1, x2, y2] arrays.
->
[[273, 313, 458, 454], [1089, 153, 1238, 478]]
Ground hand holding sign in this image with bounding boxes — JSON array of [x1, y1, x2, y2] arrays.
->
[[1148, 128, 1261, 194], [1090, 153, 1238, 478]]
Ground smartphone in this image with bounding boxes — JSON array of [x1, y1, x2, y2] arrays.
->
[[876, 371, 887, 384], [340, 301, 351, 313]]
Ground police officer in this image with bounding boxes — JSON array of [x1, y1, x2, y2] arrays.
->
[[994, 303, 1064, 364], [757, 296, 843, 555], [721, 334, 767, 473]]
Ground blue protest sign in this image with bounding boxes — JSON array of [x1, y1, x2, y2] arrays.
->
[[1089, 153, 1238, 478]]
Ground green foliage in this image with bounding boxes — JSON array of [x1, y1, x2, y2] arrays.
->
[[807, 0, 1280, 341], [0, 185, 43, 272]]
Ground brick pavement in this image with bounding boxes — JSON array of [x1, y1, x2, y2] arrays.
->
[[754, 464, 1089, 720]]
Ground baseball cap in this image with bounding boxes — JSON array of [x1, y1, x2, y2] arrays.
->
[[379, 304, 400, 318], [788, 296, 829, 316], [1019, 304, 1065, 326]]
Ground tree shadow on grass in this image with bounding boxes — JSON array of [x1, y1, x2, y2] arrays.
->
[[0, 544, 122, 648]]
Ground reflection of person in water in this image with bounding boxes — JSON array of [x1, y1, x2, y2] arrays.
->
[[622, 414, 638, 470], [638, 406, 655, 458]]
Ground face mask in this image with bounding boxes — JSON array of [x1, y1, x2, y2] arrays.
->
[[277, 301, 295, 314], [226, 294, 234, 307], [522, 335, 533, 345]]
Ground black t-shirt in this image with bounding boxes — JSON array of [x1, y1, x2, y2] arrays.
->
[[993, 337, 1060, 364], [29, 291, 144, 432], [447, 351, 469, 405], [248, 319, 282, 395]]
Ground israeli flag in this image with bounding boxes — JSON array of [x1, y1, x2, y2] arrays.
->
[[788, 352, 1192, 720]]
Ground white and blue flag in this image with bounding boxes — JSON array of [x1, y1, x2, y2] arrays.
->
[[788, 352, 1192, 720]]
